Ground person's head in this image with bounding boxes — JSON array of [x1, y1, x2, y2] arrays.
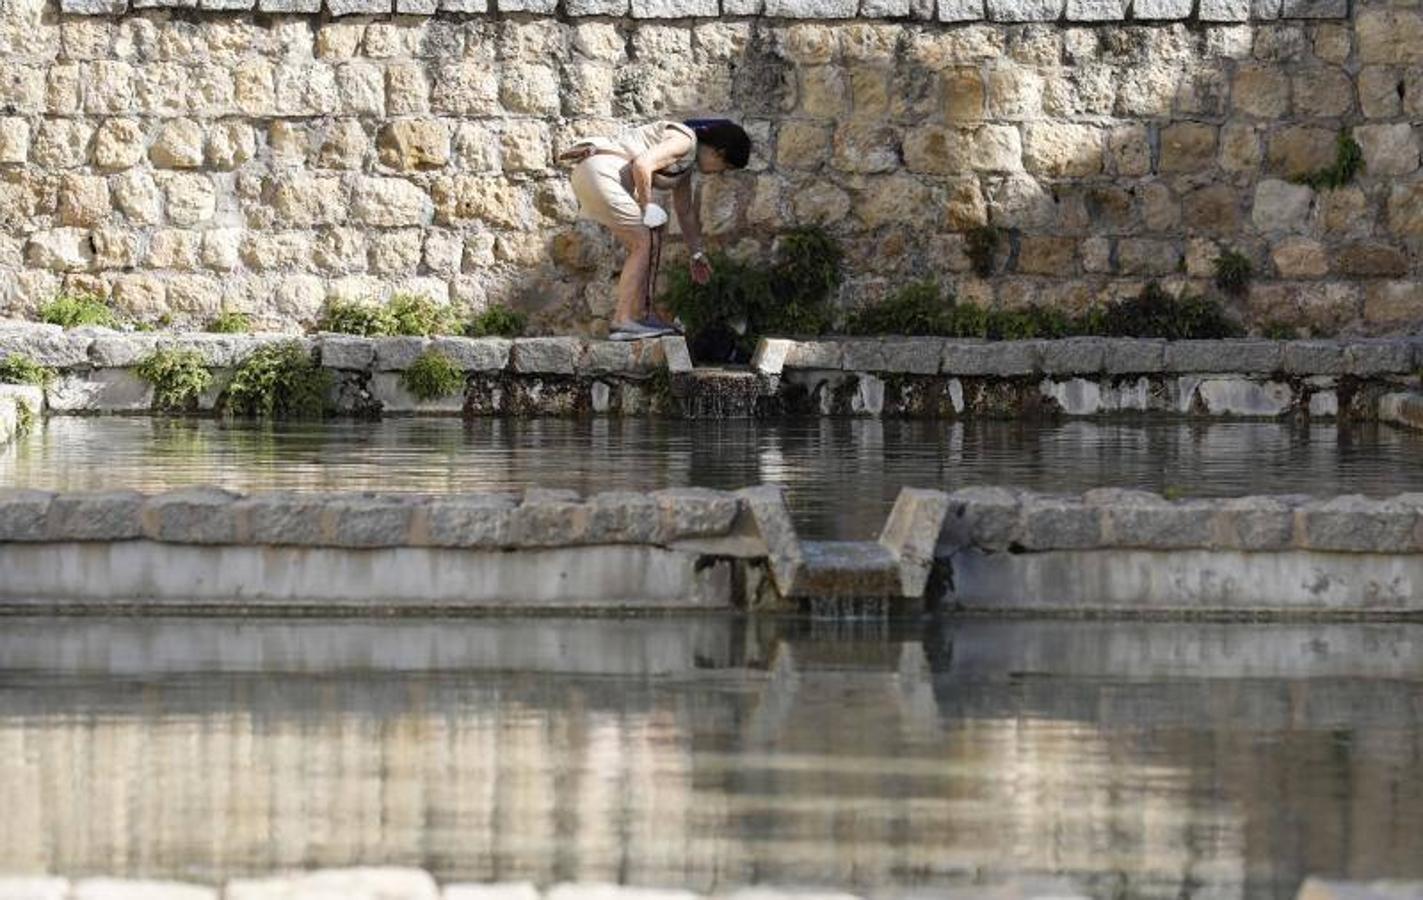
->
[[686, 119, 751, 174]]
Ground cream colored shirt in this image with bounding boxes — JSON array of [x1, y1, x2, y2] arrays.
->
[[592, 120, 698, 189]]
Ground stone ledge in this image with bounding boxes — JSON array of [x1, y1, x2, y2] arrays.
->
[[53, 0, 1350, 17], [939, 487, 1423, 555], [756, 337, 1423, 379]]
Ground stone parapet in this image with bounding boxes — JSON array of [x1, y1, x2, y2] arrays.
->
[[54, 0, 1348, 16]]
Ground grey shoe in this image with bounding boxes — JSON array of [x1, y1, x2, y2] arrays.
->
[[609, 319, 674, 342]]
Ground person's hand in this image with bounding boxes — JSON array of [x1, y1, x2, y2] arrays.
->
[[691, 254, 712, 285], [631, 162, 653, 211]]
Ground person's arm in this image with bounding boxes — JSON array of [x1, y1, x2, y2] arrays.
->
[[629, 129, 694, 211], [673, 178, 713, 285]]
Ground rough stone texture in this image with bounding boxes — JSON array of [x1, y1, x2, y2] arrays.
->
[[0, 489, 56, 542], [942, 341, 1039, 376], [878, 487, 951, 595], [1020, 494, 1104, 550], [1086, 488, 1218, 549], [141, 487, 241, 544], [1165, 340, 1282, 374], [1296, 495, 1418, 553], [511, 337, 583, 375], [45, 490, 146, 541]]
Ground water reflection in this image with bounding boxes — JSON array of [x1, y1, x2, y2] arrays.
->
[[5, 418, 1423, 539], [0, 618, 1419, 898]]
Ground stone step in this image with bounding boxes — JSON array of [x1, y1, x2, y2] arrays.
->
[[792, 541, 902, 599]]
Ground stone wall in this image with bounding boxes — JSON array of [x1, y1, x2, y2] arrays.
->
[[0, 0, 1418, 336]]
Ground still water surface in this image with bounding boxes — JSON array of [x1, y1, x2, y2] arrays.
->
[[5, 417, 1423, 538], [0, 617, 1419, 899]]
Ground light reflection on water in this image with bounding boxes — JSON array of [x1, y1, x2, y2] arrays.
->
[[4, 417, 1423, 538], [0, 617, 1419, 899]]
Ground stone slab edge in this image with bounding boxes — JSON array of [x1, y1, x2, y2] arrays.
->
[[1379, 391, 1423, 433], [54, 0, 1350, 17]]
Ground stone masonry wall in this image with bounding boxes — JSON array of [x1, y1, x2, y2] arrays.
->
[[0, 0, 1419, 336]]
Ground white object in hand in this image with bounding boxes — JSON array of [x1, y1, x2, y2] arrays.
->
[[642, 203, 668, 228]]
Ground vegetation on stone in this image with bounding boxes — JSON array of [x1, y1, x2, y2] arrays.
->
[[38, 293, 122, 330], [135, 348, 213, 413], [1292, 130, 1365, 190], [663, 226, 842, 362], [843, 281, 1243, 340], [389, 293, 460, 337], [1213, 250, 1254, 298], [466, 305, 528, 338], [205, 310, 253, 334], [225, 341, 331, 420], [0, 354, 56, 387], [316, 299, 397, 337], [400, 349, 465, 402]]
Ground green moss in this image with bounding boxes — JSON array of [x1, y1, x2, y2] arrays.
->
[[225, 341, 331, 420], [1291, 129, 1365, 191], [465, 304, 528, 338], [38, 293, 121, 329], [399, 350, 465, 402], [389, 293, 460, 337], [965, 227, 1002, 278], [1094, 282, 1245, 340], [1213, 249, 1254, 298], [135, 348, 213, 413], [844, 282, 954, 336], [206, 310, 253, 334], [0, 354, 56, 387], [14, 400, 34, 437], [316, 299, 397, 336]]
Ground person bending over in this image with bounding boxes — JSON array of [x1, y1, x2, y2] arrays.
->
[[563, 119, 751, 341]]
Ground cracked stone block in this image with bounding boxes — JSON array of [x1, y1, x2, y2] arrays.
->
[[46, 490, 145, 541], [141, 488, 242, 544], [509, 489, 591, 547], [1020, 494, 1104, 550], [1086, 489, 1218, 549], [421, 494, 517, 549], [653, 488, 741, 542], [941, 486, 1022, 550], [1218, 496, 1297, 551], [1283, 340, 1345, 375], [1296, 495, 1418, 553], [327, 496, 422, 548], [511, 337, 583, 375], [0, 326, 94, 369], [0, 489, 56, 541], [235, 492, 333, 547]]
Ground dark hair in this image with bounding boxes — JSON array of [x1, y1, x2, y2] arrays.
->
[[685, 118, 751, 169]]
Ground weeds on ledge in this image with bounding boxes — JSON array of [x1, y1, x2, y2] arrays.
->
[[1213, 250, 1253, 298], [1291, 130, 1364, 191], [205, 310, 253, 334], [38, 293, 121, 329], [14, 401, 34, 437], [0, 354, 56, 387], [316, 299, 397, 337], [390, 293, 460, 337], [136, 348, 213, 413], [225, 341, 331, 419], [843, 281, 1244, 340], [400, 350, 465, 402], [466, 305, 527, 338]]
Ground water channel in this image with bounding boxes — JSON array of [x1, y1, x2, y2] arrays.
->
[[6, 417, 1423, 539]]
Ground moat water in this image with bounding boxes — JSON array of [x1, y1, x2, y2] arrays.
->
[[5, 417, 1423, 539], [0, 617, 1418, 899]]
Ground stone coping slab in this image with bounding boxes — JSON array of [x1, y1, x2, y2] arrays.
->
[[940, 487, 1423, 555], [55, 0, 1347, 18], [754, 337, 1423, 379], [0, 323, 691, 379]]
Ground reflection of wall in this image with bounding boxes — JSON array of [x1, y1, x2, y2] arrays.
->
[[1, 638, 1421, 895]]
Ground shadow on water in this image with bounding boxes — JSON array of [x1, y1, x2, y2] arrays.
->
[[0, 615, 1420, 898], [6, 416, 1423, 539]]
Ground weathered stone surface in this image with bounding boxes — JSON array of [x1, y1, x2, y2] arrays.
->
[[226, 869, 437, 900], [234, 492, 331, 546], [325, 496, 420, 548], [419, 494, 517, 548], [1020, 494, 1102, 550], [1197, 379, 1293, 417], [371, 337, 430, 372], [941, 485, 1021, 550], [1283, 340, 1344, 375], [328, 0, 392, 14], [0, 489, 56, 542], [1086, 489, 1218, 549], [61, 0, 128, 11], [141, 487, 241, 544], [1132, 0, 1192, 18], [319, 335, 376, 371], [737, 484, 802, 595], [630, 0, 718, 15], [431, 336, 511, 372], [1296, 496, 1417, 553], [1102, 339, 1165, 374], [653, 488, 740, 542], [1218, 496, 1296, 550], [508, 488, 590, 546], [1040, 337, 1105, 375], [511, 337, 583, 375], [1344, 340, 1414, 376], [842, 338, 942, 374], [1165, 340, 1283, 374], [763, 0, 858, 16], [784, 340, 844, 370], [45, 490, 145, 541], [986, 0, 1063, 21], [1, 325, 94, 368], [942, 340, 1038, 376], [878, 487, 951, 595]]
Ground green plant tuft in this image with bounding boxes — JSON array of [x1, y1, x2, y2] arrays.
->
[[662, 226, 842, 361], [1213, 249, 1253, 298], [844, 282, 955, 336], [316, 299, 396, 336], [1260, 321, 1299, 340], [965, 227, 1002, 278], [466, 304, 528, 338], [0, 354, 56, 387], [400, 349, 465, 402], [38, 293, 121, 329], [14, 400, 34, 437], [135, 348, 213, 413], [206, 310, 253, 334], [225, 341, 331, 419], [389, 293, 460, 337], [1291, 129, 1365, 191], [1094, 281, 1245, 340]]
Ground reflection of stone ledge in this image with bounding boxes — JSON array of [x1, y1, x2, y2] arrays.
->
[[56, 0, 1349, 20]]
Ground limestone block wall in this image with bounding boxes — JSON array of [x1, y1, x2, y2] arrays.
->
[[0, 0, 1418, 335]]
